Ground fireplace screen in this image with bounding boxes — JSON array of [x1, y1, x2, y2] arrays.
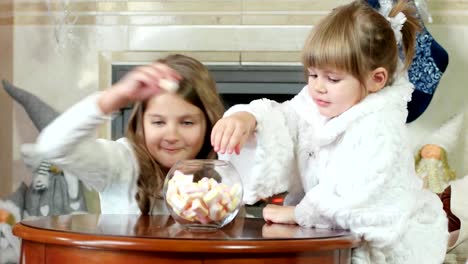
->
[[111, 64, 306, 140]]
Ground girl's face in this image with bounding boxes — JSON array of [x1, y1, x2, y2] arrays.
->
[[143, 93, 207, 170], [307, 67, 367, 118]]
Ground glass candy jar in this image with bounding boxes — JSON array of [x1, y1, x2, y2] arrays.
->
[[163, 159, 243, 230]]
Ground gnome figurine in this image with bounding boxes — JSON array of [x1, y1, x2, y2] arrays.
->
[[415, 144, 456, 193], [414, 113, 464, 193], [1, 80, 88, 217], [0, 80, 90, 264]]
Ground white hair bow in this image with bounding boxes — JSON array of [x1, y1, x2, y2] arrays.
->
[[386, 12, 407, 45], [378, 1, 407, 44]]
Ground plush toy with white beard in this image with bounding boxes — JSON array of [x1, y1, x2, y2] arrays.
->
[[414, 113, 464, 193], [415, 144, 456, 193], [0, 80, 91, 264]]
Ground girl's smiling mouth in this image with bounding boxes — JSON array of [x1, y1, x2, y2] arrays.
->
[[314, 98, 330, 107]]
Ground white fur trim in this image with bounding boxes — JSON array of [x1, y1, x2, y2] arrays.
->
[[423, 113, 465, 154]]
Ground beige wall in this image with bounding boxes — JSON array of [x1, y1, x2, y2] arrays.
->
[[3, 0, 468, 194], [0, 1, 13, 197]]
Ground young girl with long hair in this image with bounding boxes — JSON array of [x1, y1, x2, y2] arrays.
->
[[22, 54, 225, 215]]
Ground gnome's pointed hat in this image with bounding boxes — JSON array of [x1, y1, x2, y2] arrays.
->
[[2, 80, 59, 131], [425, 113, 465, 153]]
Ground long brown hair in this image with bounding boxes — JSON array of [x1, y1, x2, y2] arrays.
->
[[126, 54, 225, 214], [302, 0, 421, 87]]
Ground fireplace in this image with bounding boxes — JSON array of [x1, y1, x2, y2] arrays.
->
[[111, 64, 306, 140]]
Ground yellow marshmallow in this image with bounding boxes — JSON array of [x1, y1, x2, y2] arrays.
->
[[168, 193, 189, 213], [181, 209, 197, 221], [208, 178, 218, 189], [209, 203, 227, 221], [203, 188, 221, 206], [179, 182, 203, 194], [226, 197, 240, 212], [187, 192, 204, 199], [197, 180, 210, 192], [229, 183, 242, 197], [219, 189, 232, 206]]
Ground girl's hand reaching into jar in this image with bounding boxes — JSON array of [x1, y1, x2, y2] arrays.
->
[[211, 112, 257, 155]]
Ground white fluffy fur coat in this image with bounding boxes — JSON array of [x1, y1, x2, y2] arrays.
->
[[220, 74, 449, 263]]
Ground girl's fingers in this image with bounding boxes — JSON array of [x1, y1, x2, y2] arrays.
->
[[236, 132, 249, 155], [151, 63, 182, 81], [126, 72, 161, 99], [227, 128, 244, 154], [120, 71, 149, 91], [218, 124, 236, 154], [262, 204, 279, 223], [211, 115, 252, 154], [137, 65, 166, 90], [114, 62, 183, 104], [262, 205, 296, 225], [234, 145, 241, 155], [131, 63, 181, 92], [211, 123, 225, 152], [210, 124, 218, 147]]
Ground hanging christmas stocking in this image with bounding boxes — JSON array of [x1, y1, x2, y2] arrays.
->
[[367, 0, 449, 123]]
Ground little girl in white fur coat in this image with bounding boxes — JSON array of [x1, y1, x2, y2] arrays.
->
[[212, 1, 448, 263]]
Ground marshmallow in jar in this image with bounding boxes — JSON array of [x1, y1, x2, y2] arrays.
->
[[163, 159, 243, 230]]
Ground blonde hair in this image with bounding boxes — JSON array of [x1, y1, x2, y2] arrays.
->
[[126, 54, 225, 214], [302, 0, 421, 86]]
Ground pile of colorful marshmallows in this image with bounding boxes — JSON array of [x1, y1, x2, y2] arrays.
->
[[166, 170, 242, 224]]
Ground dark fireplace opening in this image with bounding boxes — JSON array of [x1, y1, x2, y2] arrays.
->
[[111, 64, 306, 140]]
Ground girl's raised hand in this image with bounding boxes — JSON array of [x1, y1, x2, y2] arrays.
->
[[99, 63, 182, 114], [211, 112, 257, 155]]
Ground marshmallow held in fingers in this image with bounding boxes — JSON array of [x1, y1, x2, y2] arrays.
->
[[159, 79, 179, 92]]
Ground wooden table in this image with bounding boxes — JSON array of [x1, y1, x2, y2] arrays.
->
[[13, 214, 361, 264]]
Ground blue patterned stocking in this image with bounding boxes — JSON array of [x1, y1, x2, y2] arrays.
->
[[367, 0, 449, 123]]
